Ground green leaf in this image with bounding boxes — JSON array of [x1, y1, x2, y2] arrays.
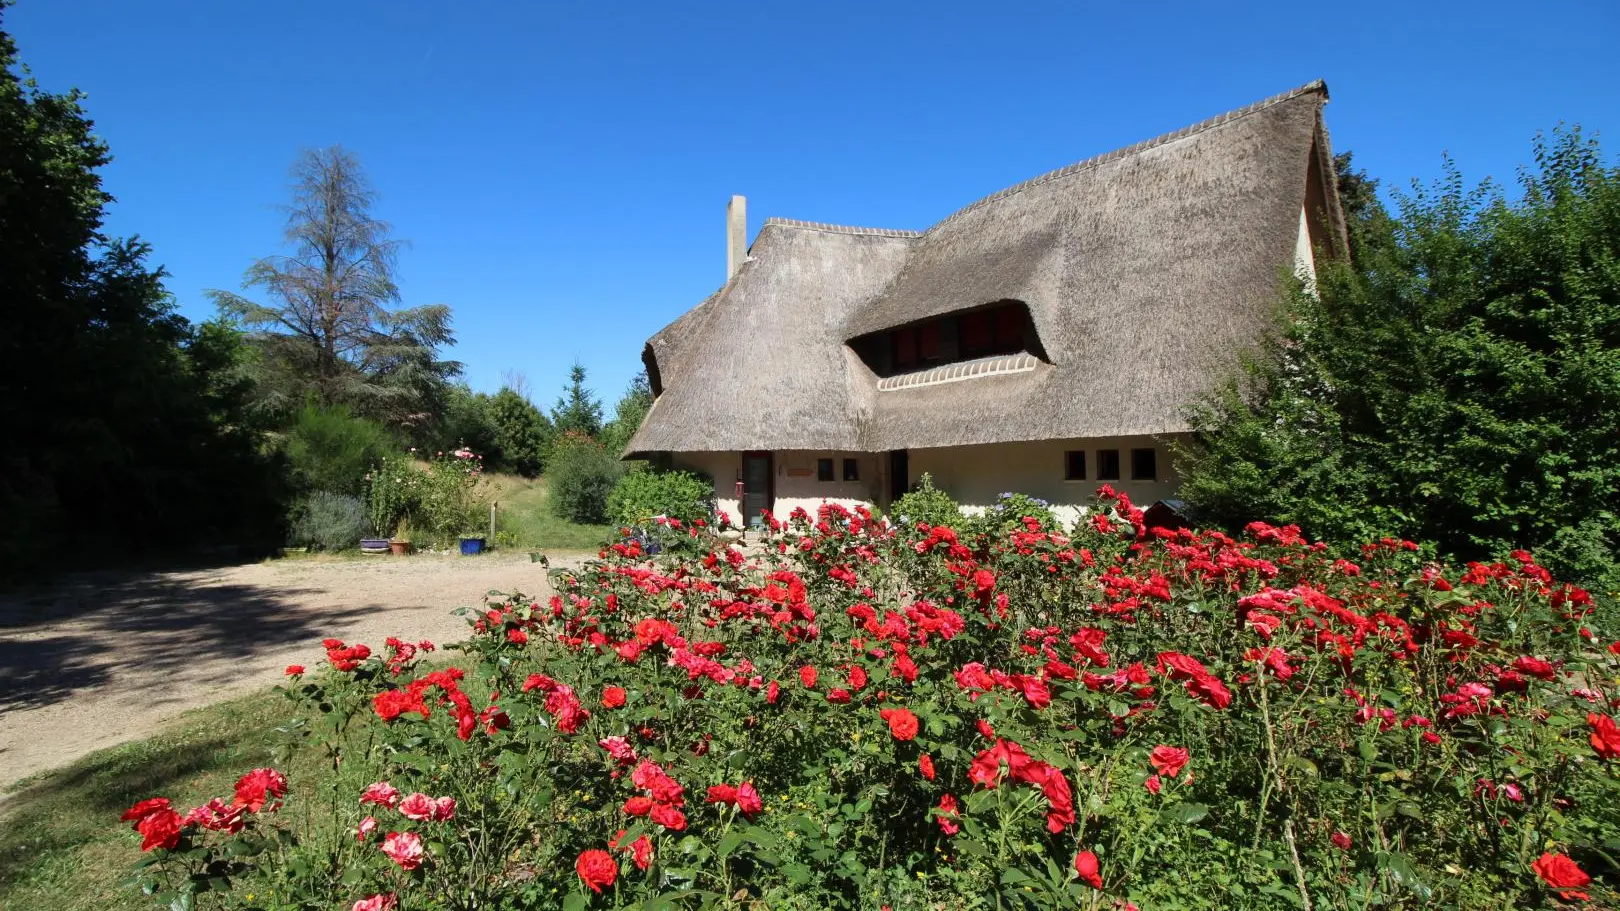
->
[[1376, 851, 1432, 900], [1161, 802, 1210, 825], [717, 831, 745, 857], [562, 893, 588, 911]]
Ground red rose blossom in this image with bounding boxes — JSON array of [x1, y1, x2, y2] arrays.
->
[[1149, 745, 1190, 779], [380, 831, 424, 870], [1532, 851, 1591, 901], [576, 848, 618, 893], [232, 767, 288, 812], [603, 685, 627, 708], [1588, 713, 1620, 760], [879, 707, 920, 741], [1074, 849, 1102, 889]]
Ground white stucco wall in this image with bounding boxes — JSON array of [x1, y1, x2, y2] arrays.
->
[[906, 435, 1182, 528], [671, 436, 1181, 530], [672, 450, 885, 527]]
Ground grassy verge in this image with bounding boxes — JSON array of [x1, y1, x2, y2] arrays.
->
[[488, 474, 613, 551], [0, 690, 307, 910]]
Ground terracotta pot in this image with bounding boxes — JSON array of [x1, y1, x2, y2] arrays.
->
[[389, 540, 412, 556]]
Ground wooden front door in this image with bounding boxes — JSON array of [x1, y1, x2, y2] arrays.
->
[[741, 452, 773, 528], [887, 449, 910, 505]]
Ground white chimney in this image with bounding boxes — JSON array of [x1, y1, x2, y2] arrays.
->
[[726, 195, 747, 280]]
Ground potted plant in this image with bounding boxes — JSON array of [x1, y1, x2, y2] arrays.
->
[[389, 518, 413, 556], [458, 532, 487, 556], [359, 536, 390, 555]]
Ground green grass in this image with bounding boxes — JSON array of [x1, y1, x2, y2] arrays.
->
[[0, 690, 305, 910], [489, 474, 613, 551]]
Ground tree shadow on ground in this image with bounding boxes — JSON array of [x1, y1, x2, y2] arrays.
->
[[0, 571, 380, 714]]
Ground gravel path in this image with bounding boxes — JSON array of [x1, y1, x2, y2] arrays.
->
[[0, 552, 586, 793]]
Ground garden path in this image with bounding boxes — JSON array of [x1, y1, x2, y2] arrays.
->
[[0, 551, 587, 795]]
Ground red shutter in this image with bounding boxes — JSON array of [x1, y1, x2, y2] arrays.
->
[[893, 327, 918, 370], [918, 322, 941, 362], [960, 312, 992, 357], [994, 306, 1024, 353]]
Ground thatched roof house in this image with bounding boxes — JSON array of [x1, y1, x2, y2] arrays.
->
[[627, 81, 1346, 527]]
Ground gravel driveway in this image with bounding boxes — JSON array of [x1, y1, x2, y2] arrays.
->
[[0, 552, 585, 793]]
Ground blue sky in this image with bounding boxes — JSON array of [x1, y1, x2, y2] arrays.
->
[[10, 0, 1619, 405]]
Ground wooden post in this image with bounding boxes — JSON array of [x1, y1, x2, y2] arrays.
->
[[489, 502, 497, 542]]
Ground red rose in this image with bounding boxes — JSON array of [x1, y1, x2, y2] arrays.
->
[[624, 795, 654, 816], [1589, 713, 1620, 760], [1074, 849, 1102, 889], [649, 803, 687, 830], [1331, 831, 1352, 851], [380, 831, 424, 870], [1532, 851, 1591, 900], [935, 793, 960, 836], [284, 665, 305, 676], [121, 797, 172, 823], [767, 680, 781, 704], [603, 686, 627, 708], [879, 707, 920, 741], [799, 665, 818, 688], [826, 688, 852, 704], [1149, 745, 1190, 779], [1144, 774, 1161, 794], [135, 807, 183, 852], [576, 848, 618, 894], [736, 781, 764, 817], [706, 784, 739, 805], [919, 754, 936, 781], [232, 767, 288, 811]]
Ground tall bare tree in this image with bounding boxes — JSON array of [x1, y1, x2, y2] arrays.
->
[[209, 146, 459, 429]]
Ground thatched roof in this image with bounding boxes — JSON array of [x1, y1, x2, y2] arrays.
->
[[626, 81, 1345, 456]]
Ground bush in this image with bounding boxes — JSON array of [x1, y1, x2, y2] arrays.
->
[[287, 491, 367, 550], [607, 467, 713, 528], [414, 449, 489, 547], [364, 452, 420, 539], [1178, 130, 1620, 588], [889, 471, 964, 531], [121, 488, 1619, 909], [547, 432, 624, 524], [283, 403, 395, 496]]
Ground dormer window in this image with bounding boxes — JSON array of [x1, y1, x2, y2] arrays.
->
[[850, 300, 1042, 379]]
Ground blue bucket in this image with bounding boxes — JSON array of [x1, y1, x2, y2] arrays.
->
[[459, 537, 486, 555]]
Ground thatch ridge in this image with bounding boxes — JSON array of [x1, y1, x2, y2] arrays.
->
[[924, 80, 1329, 236], [761, 217, 922, 238]]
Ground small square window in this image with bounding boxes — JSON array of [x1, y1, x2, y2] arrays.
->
[[842, 458, 859, 481], [1064, 450, 1086, 481], [1130, 447, 1158, 481], [1096, 449, 1121, 481], [817, 458, 834, 482]]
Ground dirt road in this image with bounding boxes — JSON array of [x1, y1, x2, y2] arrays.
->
[[0, 552, 583, 793]]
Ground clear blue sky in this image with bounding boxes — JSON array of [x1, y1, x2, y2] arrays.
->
[[10, 0, 1619, 405]]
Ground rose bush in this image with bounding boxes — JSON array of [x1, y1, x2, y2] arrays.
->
[[122, 486, 1618, 909]]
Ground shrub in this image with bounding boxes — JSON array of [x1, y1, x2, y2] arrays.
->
[[607, 467, 714, 528], [121, 489, 1619, 910], [971, 491, 1061, 538], [283, 403, 395, 496], [547, 432, 623, 524], [365, 452, 420, 538], [890, 471, 964, 531], [413, 448, 488, 546], [287, 491, 367, 550]]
